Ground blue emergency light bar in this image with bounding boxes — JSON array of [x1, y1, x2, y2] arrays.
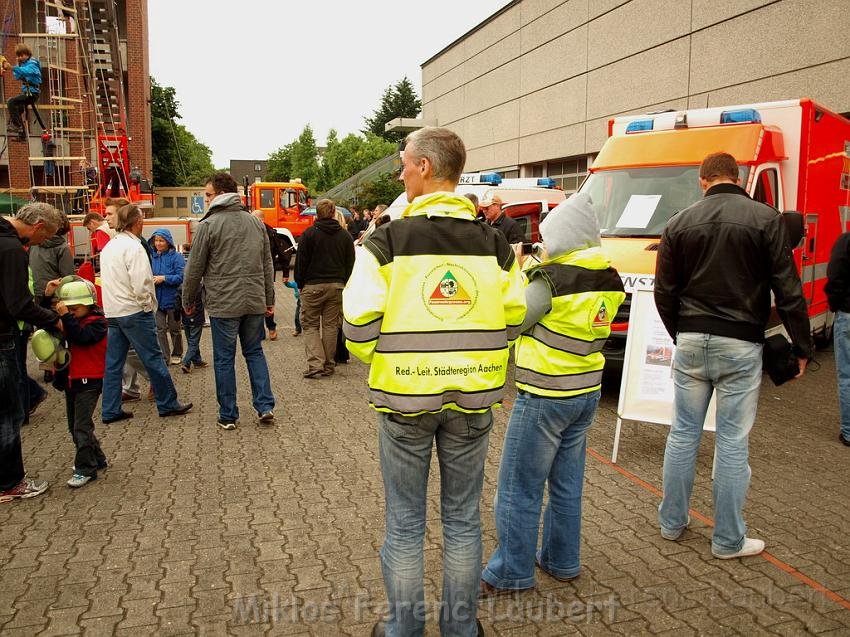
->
[[719, 108, 761, 124], [478, 172, 502, 185], [536, 178, 557, 188], [625, 119, 654, 133]]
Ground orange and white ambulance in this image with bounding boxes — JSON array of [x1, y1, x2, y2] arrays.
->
[[579, 99, 850, 367]]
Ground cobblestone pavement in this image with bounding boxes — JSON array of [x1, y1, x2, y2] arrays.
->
[[1, 291, 849, 636]]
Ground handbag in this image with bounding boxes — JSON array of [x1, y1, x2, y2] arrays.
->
[[762, 334, 799, 386]]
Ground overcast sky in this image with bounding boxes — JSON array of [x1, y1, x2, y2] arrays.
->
[[148, 1, 511, 167]]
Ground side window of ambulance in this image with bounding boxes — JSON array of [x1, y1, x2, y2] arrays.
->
[[513, 216, 531, 241], [753, 169, 779, 208], [260, 189, 274, 208]]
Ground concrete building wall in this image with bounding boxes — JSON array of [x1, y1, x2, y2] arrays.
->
[[421, 0, 850, 181]]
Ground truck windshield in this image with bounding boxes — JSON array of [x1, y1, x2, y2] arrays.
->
[[579, 166, 750, 237]]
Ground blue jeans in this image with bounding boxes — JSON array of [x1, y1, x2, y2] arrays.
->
[[659, 332, 762, 555], [102, 311, 182, 419], [182, 325, 204, 366], [0, 342, 25, 490], [835, 312, 850, 440], [377, 409, 492, 637], [209, 315, 275, 421], [483, 389, 600, 588]]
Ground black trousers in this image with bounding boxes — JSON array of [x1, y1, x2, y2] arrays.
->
[[65, 388, 106, 477], [0, 343, 25, 490], [7, 94, 35, 129]]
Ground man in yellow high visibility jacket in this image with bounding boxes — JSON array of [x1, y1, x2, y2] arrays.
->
[[480, 193, 625, 594], [343, 127, 526, 637]]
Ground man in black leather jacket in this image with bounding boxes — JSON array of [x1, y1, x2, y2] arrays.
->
[[825, 231, 850, 446], [654, 151, 812, 560]]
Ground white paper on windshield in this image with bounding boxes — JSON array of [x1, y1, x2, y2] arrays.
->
[[615, 194, 661, 229]]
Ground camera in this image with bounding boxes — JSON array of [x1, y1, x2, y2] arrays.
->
[[521, 242, 534, 255]]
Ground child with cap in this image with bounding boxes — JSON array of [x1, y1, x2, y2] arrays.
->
[[52, 278, 108, 487]]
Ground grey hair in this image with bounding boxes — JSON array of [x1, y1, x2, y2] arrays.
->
[[405, 127, 466, 184], [15, 202, 63, 231]]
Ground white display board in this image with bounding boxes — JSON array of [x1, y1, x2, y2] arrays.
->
[[612, 286, 716, 463]]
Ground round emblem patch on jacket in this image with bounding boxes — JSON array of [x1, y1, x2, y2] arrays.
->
[[421, 263, 478, 320]]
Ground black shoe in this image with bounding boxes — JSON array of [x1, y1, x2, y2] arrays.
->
[[258, 411, 275, 425], [159, 402, 193, 417], [303, 369, 322, 379], [840, 433, 850, 447], [372, 618, 483, 636], [103, 411, 133, 424], [29, 392, 48, 416]]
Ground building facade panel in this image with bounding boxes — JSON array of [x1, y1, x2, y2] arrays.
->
[[588, 0, 691, 69], [586, 38, 690, 120], [691, 0, 777, 31], [689, 0, 850, 96], [518, 75, 587, 138], [464, 31, 521, 87], [462, 59, 523, 119], [464, 102, 520, 152], [590, 0, 630, 20], [519, 25, 587, 95], [518, 122, 584, 166], [519, 0, 587, 55], [687, 58, 850, 113]]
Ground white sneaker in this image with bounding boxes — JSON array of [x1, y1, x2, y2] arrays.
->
[[170, 356, 182, 365], [67, 473, 93, 488], [712, 537, 765, 559]]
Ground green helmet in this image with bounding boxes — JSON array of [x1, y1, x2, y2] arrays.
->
[[56, 279, 96, 306], [31, 329, 69, 369]]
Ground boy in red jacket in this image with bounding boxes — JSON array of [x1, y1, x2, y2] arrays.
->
[[53, 279, 108, 488]]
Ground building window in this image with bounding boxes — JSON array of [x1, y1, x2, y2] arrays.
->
[[162, 196, 174, 208], [176, 197, 188, 209], [498, 169, 520, 179], [547, 155, 589, 193], [531, 165, 544, 178], [254, 163, 262, 172]]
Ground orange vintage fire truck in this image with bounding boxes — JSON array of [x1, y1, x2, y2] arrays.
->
[[577, 99, 850, 368], [244, 180, 311, 254]]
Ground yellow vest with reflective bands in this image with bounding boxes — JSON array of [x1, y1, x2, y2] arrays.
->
[[514, 248, 625, 397], [343, 192, 527, 415]]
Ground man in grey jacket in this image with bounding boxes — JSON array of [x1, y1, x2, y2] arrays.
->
[[182, 172, 276, 430]]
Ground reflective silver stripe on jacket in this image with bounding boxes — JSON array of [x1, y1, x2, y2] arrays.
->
[[375, 330, 507, 353], [506, 324, 523, 341], [343, 317, 382, 343], [514, 366, 603, 391], [528, 324, 606, 356], [369, 387, 505, 413]]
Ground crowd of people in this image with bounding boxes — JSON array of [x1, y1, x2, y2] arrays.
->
[[0, 125, 847, 636]]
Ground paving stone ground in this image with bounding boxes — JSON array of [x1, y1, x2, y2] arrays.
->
[[1, 290, 849, 636]]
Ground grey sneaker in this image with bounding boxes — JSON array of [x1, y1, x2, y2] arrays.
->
[[217, 418, 237, 430], [712, 537, 765, 559], [661, 515, 690, 541], [0, 477, 49, 502], [258, 411, 274, 425], [67, 473, 93, 488]]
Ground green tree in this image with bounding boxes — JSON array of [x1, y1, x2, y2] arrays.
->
[[363, 77, 422, 143], [289, 125, 321, 191], [266, 143, 294, 182], [323, 131, 396, 186], [355, 172, 405, 210], [150, 77, 214, 186]]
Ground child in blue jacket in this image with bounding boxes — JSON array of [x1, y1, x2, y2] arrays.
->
[[3, 44, 41, 142], [148, 229, 184, 364]]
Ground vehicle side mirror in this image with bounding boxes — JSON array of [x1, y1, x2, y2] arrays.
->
[[781, 211, 804, 248]]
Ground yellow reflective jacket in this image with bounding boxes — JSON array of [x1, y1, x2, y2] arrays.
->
[[515, 248, 625, 397], [343, 192, 527, 415]]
